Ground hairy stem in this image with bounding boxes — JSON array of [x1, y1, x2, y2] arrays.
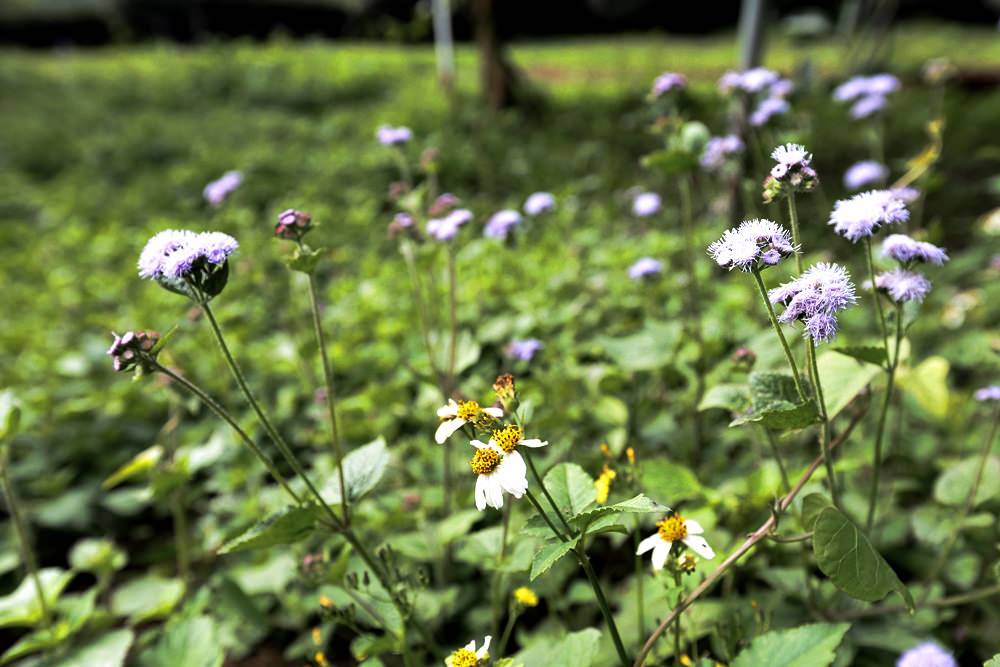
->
[[864, 237, 890, 354], [807, 344, 838, 507], [786, 192, 803, 275], [866, 301, 903, 531], [750, 269, 806, 400]]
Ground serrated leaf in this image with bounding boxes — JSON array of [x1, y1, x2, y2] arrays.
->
[[581, 513, 628, 537], [731, 400, 818, 430], [50, 629, 134, 667], [573, 494, 669, 527], [110, 575, 184, 623], [730, 372, 817, 431], [323, 437, 390, 504], [833, 345, 886, 367], [731, 623, 851, 667], [515, 627, 601, 667], [530, 539, 576, 581], [698, 383, 751, 413], [815, 350, 882, 418], [544, 463, 596, 518], [812, 507, 913, 610], [219, 505, 321, 554], [932, 456, 1000, 508], [102, 446, 163, 490], [0, 568, 74, 628], [142, 615, 224, 667]]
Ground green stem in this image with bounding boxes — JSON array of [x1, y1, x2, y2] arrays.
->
[[633, 518, 645, 646], [524, 452, 574, 537], [808, 344, 838, 507], [524, 489, 568, 542], [0, 448, 50, 628], [400, 239, 441, 381], [762, 428, 791, 493], [864, 237, 890, 355], [866, 302, 903, 531], [446, 247, 458, 383], [786, 192, 803, 275], [574, 547, 630, 666], [497, 605, 519, 658], [679, 176, 705, 450], [750, 269, 806, 400]]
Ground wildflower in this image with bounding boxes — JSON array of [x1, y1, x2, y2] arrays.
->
[[881, 234, 949, 265], [676, 553, 698, 573], [311, 627, 322, 645], [138, 230, 198, 279], [524, 192, 556, 216], [707, 218, 796, 271], [513, 587, 539, 607], [595, 464, 616, 504], [628, 257, 664, 280], [429, 193, 461, 217], [769, 78, 794, 98], [138, 230, 238, 299], [891, 186, 921, 203], [107, 330, 160, 373], [445, 636, 491, 667], [632, 192, 662, 217], [388, 212, 415, 239], [435, 399, 503, 444], [274, 209, 313, 241], [506, 339, 544, 362], [700, 135, 744, 171], [851, 94, 888, 119], [319, 595, 333, 608], [314, 651, 329, 667], [719, 67, 779, 94], [376, 125, 412, 146], [771, 143, 811, 170], [650, 71, 687, 97], [974, 385, 1000, 401], [469, 440, 528, 511], [426, 208, 472, 241], [484, 209, 523, 240], [764, 144, 817, 202], [626, 447, 636, 464], [844, 161, 888, 190], [834, 73, 900, 102], [493, 373, 516, 406], [203, 170, 242, 206], [828, 190, 909, 242], [637, 514, 715, 571], [875, 269, 932, 303], [769, 262, 858, 344], [749, 97, 789, 127], [896, 641, 957, 667], [487, 424, 548, 454]]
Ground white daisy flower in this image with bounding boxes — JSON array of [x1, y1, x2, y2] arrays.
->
[[487, 423, 548, 454], [469, 440, 528, 511], [445, 635, 491, 666], [636, 514, 715, 571], [435, 399, 503, 444]]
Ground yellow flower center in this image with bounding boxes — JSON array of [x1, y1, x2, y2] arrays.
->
[[657, 515, 688, 542], [492, 425, 523, 453], [449, 648, 479, 667], [513, 586, 539, 607], [469, 448, 501, 475], [678, 554, 698, 573], [457, 400, 482, 421]]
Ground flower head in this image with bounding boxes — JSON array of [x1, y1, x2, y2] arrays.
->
[[769, 262, 858, 344], [628, 257, 664, 280], [445, 636, 491, 667], [429, 192, 461, 217], [707, 218, 795, 271], [851, 94, 888, 119], [524, 192, 556, 216], [435, 399, 503, 444], [376, 125, 412, 146], [771, 143, 811, 169], [138, 230, 238, 299], [881, 234, 948, 266], [896, 641, 956, 667], [834, 73, 900, 102], [750, 97, 790, 127], [769, 78, 794, 98], [138, 230, 198, 279], [632, 192, 662, 217], [651, 71, 687, 97], [484, 209, 523, 240], [636, 514, 715, 571], [974, 385, 1000, 402], [513, 587, 539, 607], [426, 209, 472, 241], [829, 190, 909, 242], [203, 171, 242, 206], [719, 67, 779, 94], [700, 135, 744, 171], [275, 209, 313, 241], [764, 144, 817, 202], [875, 268, 932, 303], [469, 440, 528, 511], [595, 464, 616, 504], [107, 330, 160, 373], [506, 338, 543, 362], [844, 161, 888, 190]]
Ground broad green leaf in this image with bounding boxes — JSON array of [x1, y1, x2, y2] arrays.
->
[[639, 459, 701, 503], [50, 629, 134, 667], [530, 538, 576, 581], [0, 568, 74, 628], [142, 615, 224, 667], [1, 625, 68, 665], [812, 507, 913, 610], [515, 627, 601, 667], [932, 456, 1000, 507], [730, 372, 817, 431], [800, 493, 832, 531], [544, 463, 596, 518], [218, 505, 321, 554], [815, 350, 882, 418], [897, 356, 950, 420], [731, 400, 818, 430], [833, 345, 886, 367], [323, 437, 390, 504], [580, 513, 628, 537], [69, 538, 127, 574], [984, 654, 1000, 667], [102, 446, 163, 490], [110, 575, 184, 623], [730, 623, 851, 667], [598, 320, 681, 372], [0, 590, 97, 665], [698, 383, 750, 413], [573, 494, 669, 527]]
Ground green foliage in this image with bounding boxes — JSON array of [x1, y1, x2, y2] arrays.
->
[[730, 623, 851, 667], [322, 437, 390, 504], [110, 576, 185, 623], [138, 616, 225, 667], [933, 456, 1000, 507], [218, 505, 322, 554], [0, 569, 74, 628]]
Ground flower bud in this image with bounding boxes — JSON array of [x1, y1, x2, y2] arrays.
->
[[420, 147, 440, 173], [107, 330, 160, 373], [493, 373, 517, 411], [731, 346, 757, 370], [275, 209, 313, 241], [429, 193, 460, 217]]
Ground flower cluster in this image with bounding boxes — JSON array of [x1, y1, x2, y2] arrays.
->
[[763, 143, 817, 203], [138, 230, 239, 299], [749, 96, 789, 127], [376, 124, 412, 146], [700, 134, 744, 172], [843, 160, 888, 190], [833, 73, 900, 119], [974, 385, 1000, 402], [650, 71, 687, 98], [718, 67, 780, 95], [636, 514, 715, 571], [484, 209, 523, 240], [203, 170, 242, 206], [107, 330, 160, 373], [874, 269, 932, 303], [523, 191, 555, 216], [881, 234, 948, 266], [828, 190, 909, 242], [628, 257, 663, 280], [632, 192, 662, 217], [873, 234, 949, 303], [769, 262, 858, 344], [274, 209, 313, 241], [896, 641, 956, 667], [506, 338, 543, 362], [427, 209, 473, 241], [707, 218, 795, 271]]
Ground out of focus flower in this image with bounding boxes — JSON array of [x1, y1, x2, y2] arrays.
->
[[446, 636, 491, 666], [484, 209, 523, 240], [844, 161, 888, 190], [628, 257, 664, 280], [829, 190, 909, 242], [881, 234, 949, 265], [435, 399, 503, 444], [719, 67, 779, 94], [834, 73, 900, 102], [974, 385, 1000, 402], [891, 186, 921, 203], [851, 94, 888, 119], [770, 262, 858, 344], [506, 339, 543, 362], [700, 135, 744, 171], [708, 218, 795, 271], [203, 170, 242, 206], [923, 58, 956, 85], [469, 439, 527, 511], [513, 587, 539, 608], [429, 193, 461, 217], [896, 641, 956, 667], [651, 71, 687, 97], [107, 330, 160, 373], [595, 464, 616, 504], [274, 209, 313, 241], [524, 192, 556, 216], [427, 209, 472, 241], [376, 125, 412, 146], [750, 97, 790, 127], [493, 373, 516, 406], [769, 78, 794, 98], [731, 346, 756, 370], [875, 268, 932, 303], [632, 192, 662, 217], [637, 514, 715, 571]]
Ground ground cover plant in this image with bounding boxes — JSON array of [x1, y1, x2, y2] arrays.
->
[[1, 23, 999, 667]]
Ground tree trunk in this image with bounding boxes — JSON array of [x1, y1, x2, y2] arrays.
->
[[472, 0, 516, 110]]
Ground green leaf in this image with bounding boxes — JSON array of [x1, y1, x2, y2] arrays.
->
[[730, 372, 817, 431], [984, 654, 1000, 667], [801, 493, 832, 531], [698, 383, 751, 413], [515, 627, 601, 667], [0, 568, 74, 628], [142, 615, 224, 667], [833, 345, 886, 367], [110, 575, 185, 623], [69, 538, 127, 574], [284, 245, 324, 274], [218, 505, 321, 554], [102, 446, 163, 490], [323, 437, 390, 504], [932, 456, 1000, 507], [544, 463, 596, 518], [0, 391, 22, 441], [530, 538, 576, 581], [598, 320, 681, 372], [0, 590, 97, 665], [815, 350, 882, 418], [896, 355, 950, 420], [573, 494, 669, 526], [730, 623, 851, 667], [812, 507, 913, 610], [50, 629, 134, 667], [580, 513, 628, 537], [638, 459, 701, 503]]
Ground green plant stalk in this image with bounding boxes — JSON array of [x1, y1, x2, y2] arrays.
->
[[400, 238, 441, 383], [574, 547, 630, 667], [866, 301, 903, 531], [497, 603, 519, 659], [679, 176, 706, 450], [762, 427, 791, 493], [524, 452, 575, 536], [633, 519, 645, 646], [152, 362, 301, 503], [807, 344, 838, 507], [864, 237, 890, 354], [786, 192, 803, 275], [750, 269, 807, 400], [0, 448, 51, 628], [524, 488, 568, 542]]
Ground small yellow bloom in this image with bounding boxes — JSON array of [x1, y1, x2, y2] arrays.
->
[[680, 656, 693, 667], [595, 464, 616, 504], [626, 447, 636, 464], [318, 595, 333, 608], [311, 627, 322, 645], [513, 586, 539, 607], [599, 443, 611, 456], [314, 651, 329, 667]]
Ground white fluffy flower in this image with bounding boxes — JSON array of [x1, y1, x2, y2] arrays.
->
[[636, 515, 715, 571]]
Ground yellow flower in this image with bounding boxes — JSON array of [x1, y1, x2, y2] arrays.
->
[[311, 627, 322, 645], [679, 656, 693, 667], [513, 586, 539, 607], [318, 595, 333, 608], [626, 447, 636, 464], [594, 464, 616, 504], [314, 651, 329, 667]]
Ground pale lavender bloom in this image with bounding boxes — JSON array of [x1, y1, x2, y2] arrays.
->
[[651, 72, 687, 97], [707, 218, 795, 271], [771, 143, 811, 169], [718, 71, 744, 93], [769, 78, 794, 98], [891, 186, 921, 203], [160, 232, 238, 280], [429, 192, 461, 216], [719, 67, 780, 94], [829, 190, 909, 242], [750, 97, 790, 127], [376, 125, 413, 146], [974, 385, 1000, 401], [867, 73, 901, 95], [770, 262, 857, 344], [881, 234, 949, 265], [851, 94, 887, 119], [138, 230, 197, 279], [628, 257, 664, 280], [834, 73, 900, 102], [484, 209, 523, 240], [203, 171, 242, 206], [393, 212, 415, 228], [896, 641, 956, 667], [700, 135, 744, 171], [524, 192, 555, 216], [426, 208, 472, 242], [507, 339, 543, 361], [633, 192, 662, 217], [844, 161, 889, 190], [875, 268, 932, 303]]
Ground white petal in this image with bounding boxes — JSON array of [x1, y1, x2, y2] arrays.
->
[[464, 640, 476, 651], [475, 475, 488, 511], [485, 476, 504, 509], [520, 438, 549, 448], [437, 399, 459, 418], [478, 635, 492, 658], [483, 407, 504, 418], [636, 533, 661, 555], [684, 535, 716, 559], [470, 439, 489, 450], [684, 519, 705, 535], [435, 418, 466, 444], [651, 542, 671, 571]]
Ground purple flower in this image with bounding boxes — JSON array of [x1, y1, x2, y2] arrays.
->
[[506, 339, 543, 362], [720, 67, 780, 94], [108, 330, 160, 373], [429, 192, 461, 216], [707, 218, 795, 271], [891, 186, 921, 203], [700, 135, 744, 171], [769, 78, 794, 98], [750, 97, 790, 127], [651, 72, 687, 97], [484, 209, 523, 240], [896, 641, 956, 667], [203, 171, 242, 206], [393, 212, 415, 228], [632, 192, 662, 217], [275, 209, 313, 240], [851, 94, 888, 119], [844, 161, 888, 190], [881, 234, 949, 265], [829, 190, 909, 242], [628, 257, 664, 280], [426, 208, 472, 242], [867, 73, 901, 95], [974, 385, 1000, 401], [138, 230, 198, 279], [524, 192, 555, 216], [769, 262, 857, 344], [376, 125, 412, 146], [834, 73, 900, 102], [875, 268, 932, 303]]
